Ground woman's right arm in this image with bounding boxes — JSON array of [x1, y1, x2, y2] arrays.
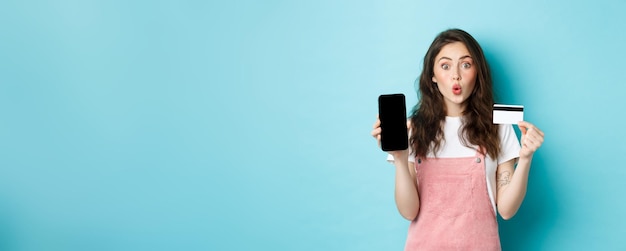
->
[[372, 116, 420, 220], [392, 155, 420, 220]]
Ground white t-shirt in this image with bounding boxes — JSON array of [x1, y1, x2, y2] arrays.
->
[[387, 116, 521, 214]]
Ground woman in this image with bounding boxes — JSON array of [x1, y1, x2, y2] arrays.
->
[[371, 29, 545, 250]]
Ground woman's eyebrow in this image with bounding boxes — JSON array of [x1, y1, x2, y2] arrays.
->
[[438, 55, 472, 62]]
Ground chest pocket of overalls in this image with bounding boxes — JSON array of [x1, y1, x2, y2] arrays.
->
[[421, 173, 474, 219]]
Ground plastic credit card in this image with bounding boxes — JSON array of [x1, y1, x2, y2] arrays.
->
[[493, 104, 524, 124]]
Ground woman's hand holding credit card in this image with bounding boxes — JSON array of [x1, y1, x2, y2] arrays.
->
[[493, 104, 544, 158]]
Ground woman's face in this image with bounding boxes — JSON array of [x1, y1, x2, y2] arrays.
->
[[432, 42, 477, 116]]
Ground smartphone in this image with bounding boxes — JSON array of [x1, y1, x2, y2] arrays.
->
[[378, 94, 408, 151]]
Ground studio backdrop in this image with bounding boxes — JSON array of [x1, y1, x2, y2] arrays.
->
[[1, 0, 625, 250]]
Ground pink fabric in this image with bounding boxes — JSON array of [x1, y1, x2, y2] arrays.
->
[[405, 152, 501, 251]]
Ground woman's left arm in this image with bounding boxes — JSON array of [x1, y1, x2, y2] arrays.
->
[[496, 121, 545, 220]]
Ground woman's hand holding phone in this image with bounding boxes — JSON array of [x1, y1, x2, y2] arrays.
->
[[371, 115, 410, 161]]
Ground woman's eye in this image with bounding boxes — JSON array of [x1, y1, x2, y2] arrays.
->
[[442, 64, 450, 70], [462, 63, 471, 69]]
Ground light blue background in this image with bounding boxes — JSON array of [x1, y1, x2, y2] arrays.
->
[[1, 0, 625, 250]]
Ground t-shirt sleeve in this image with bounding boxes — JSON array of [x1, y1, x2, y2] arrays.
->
[[386, 149, 416, 163], [498, 124, 521, 164]]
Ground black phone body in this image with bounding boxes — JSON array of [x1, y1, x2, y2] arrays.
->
[[378, 94, 408, 151]]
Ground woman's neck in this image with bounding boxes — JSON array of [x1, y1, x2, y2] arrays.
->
[[445, 103, 466, 117]]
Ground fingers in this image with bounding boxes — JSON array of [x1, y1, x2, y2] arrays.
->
[[524, 131, 544, 147], [372, 115, 382, 146], [371, 127, 381, 138], [518, 121, 545, 155], [518, 121, 545, 137], [372, 115, 411, 149], [522, 134, 541, 151], [517, 121, 529, 135], [372, 115, 380, 129], [517, 121, 543, 136], [519, 124, 527, 135], [372, 115, 411, 137]]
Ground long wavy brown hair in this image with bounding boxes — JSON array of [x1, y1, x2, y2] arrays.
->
[[409, 29, 500, 159]]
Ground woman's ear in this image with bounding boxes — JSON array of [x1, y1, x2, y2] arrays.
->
[[432, 76, 437, 83]]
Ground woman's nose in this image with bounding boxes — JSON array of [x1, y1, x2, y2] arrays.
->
[[452, 71, 461, 80], [452, 65, 462, 80]]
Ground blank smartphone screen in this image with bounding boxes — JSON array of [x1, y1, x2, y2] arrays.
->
[[378, 94, 408, 151]]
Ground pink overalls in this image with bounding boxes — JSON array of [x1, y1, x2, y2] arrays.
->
[[405, 152, 501, 251]]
